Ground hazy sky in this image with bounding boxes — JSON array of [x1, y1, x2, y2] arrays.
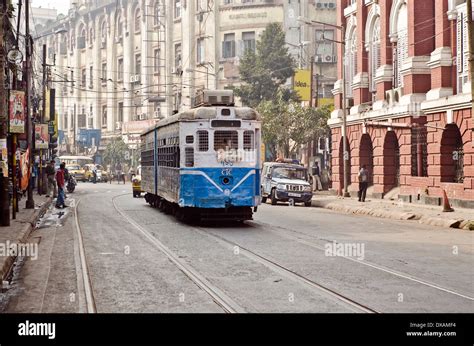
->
[[32, 0, 70, 15]]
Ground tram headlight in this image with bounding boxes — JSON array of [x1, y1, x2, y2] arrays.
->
[[276, 184, 286, 190]]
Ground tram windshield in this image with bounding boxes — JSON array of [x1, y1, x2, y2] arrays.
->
[[272, 166, 307, 180]]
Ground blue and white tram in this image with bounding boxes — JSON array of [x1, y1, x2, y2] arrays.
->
[[141, 90, 261, 222]]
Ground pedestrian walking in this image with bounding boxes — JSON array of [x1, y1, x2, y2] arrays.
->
[[55, 163, 67, 208], [311, 161, 322, 192], [115, 162, 124, 184], [45, 160, 57, 198], [358, 165, 369, 202]]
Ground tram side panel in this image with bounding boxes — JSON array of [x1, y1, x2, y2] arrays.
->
[[156, 122, 180, 204], [140, 131, 156, 195]]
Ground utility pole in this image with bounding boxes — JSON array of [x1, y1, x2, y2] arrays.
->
[[297, 16, 349, 197], [310, 56, 314, 108], [25, 0, 35, 209], [0, 0, 11, 225], [467, 0, 474, 116], [38, 43, 46, 195]]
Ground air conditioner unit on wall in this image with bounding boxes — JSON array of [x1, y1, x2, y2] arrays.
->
[[115, 121, 122, 130], [385, 89, 396, 106], [139, 113, 146, 120]]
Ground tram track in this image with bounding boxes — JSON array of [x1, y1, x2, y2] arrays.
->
[[114, 194, 378, 313], [248, 219, 474, 302], [73, 198, 97, 313], [111, 194, 245, 313]]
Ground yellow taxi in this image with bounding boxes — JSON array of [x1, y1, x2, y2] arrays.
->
[[66, 164, 86, 182], [132, 166, 142, 197], [83, 164, 110, 183]]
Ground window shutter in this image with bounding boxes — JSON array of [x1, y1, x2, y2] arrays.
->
[[462, 10, 469, 73]]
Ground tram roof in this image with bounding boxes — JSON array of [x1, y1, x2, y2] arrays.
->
[[141, 106, 260, 136]]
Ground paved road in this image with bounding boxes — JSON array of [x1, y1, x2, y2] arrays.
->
[[4, 182, 474, 313]]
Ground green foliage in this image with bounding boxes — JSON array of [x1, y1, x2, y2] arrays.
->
[[258, 91, 331, 158], [234, 23, 297, 107], [103, 137, 131, 167]]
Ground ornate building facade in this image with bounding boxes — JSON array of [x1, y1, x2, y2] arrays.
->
[[330, 0, 474, 206]]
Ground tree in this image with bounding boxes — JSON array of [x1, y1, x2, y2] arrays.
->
[[234, 23, 297, 108], [103, 137, 132, 168], [258, 91, 331, 159]]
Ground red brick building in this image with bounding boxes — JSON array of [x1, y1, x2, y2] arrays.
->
[[329, 0, 474, 207]]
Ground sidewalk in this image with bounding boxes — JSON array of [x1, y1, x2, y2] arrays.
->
[[0, 194, 52, 287], [311, 192, 474, 230]]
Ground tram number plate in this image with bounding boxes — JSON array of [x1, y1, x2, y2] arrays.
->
[[288, 192, 301, 198]]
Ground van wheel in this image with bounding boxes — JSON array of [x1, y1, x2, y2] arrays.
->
[[261, 188, 267, 203], [304, 201, 312, 207], [270, 188, 277, 205]]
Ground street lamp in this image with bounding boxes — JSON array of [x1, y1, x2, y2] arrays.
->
[[297, 16, 350, 197]]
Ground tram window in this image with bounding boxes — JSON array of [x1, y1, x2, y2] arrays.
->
[[214, 131, 238, 151], [243, 130, 254, 150], [185, 147, 194, 167], [221, 108, 231, 116], [197, 130, 209, 151], [186, 135, 194, 144]]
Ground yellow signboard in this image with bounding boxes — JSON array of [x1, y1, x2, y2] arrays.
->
[[294, 69, 311, 101]]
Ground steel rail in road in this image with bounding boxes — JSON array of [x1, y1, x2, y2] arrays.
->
[[111, 194, 245, 313], [254, 220, 474, 302], [191, 226, 379, 314], [74, 199, 98, 313]]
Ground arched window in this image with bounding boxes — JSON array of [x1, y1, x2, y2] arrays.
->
[[392, 1, 408, 88], [116, 14, 123, 38], [154, 2, 161, 26], [369, 18, 381, 93], [345, 26, 357, 98], [135, 8, 141, 33], [101, 20, 107, 44]]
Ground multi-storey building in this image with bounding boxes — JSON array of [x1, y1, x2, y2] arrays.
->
[[330, 0, 474, 207], [34, 0, 337, 158]]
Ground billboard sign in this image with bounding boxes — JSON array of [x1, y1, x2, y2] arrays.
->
[[9, 90, 26, 133], [35, 124, 49, 149], [294, 69, 311, 101]]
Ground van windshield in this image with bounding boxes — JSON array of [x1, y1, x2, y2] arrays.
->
[[272, 167, 307, 180]]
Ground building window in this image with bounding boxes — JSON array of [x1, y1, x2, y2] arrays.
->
[[242, 31, 255, 53], [175, 0, 181, 18], [116, 14, 123, 38], [135, 54, 141, 75], [394, 3, 408, 88], [222, 33, 236, 58], [134, 8, 141, 33], [369, 18, 381, 93], [411, 127, 428, 177], [315, 29, 335, 63], [101, 62, 107, 82], [223, 0, 232, 4], [89, 66, 93, 88], [64, 112, 68, 130], [118, 102, 124, 122], [345, 27, 357, 98], [102, 105, 107, 128], [70, 71, 74, 92], [81, 68, 86, 87], [154, 49, 160, 73], [117, 58, 124, 81], [154, 3, 161, 26], [457, 3, 470, 93], [197, 38, 205, 64], [101, 21, 107, 45], [175, 43, 182, 68]]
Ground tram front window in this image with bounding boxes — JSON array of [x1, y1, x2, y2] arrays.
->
[[214, 131, 238, 151]]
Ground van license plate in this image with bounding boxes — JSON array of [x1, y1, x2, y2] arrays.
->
[[288, 192, 301, 197]]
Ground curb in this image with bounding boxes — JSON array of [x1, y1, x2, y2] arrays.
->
[[0, 198, 52, 286], [311, 199, 473, 230]]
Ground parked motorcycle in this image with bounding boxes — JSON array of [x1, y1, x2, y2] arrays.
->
[[67, 175, 77, 193]]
